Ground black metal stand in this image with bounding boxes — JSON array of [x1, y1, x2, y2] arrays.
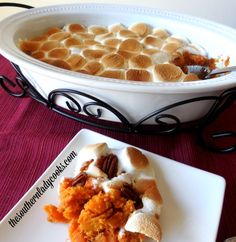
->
[[0, 63, 236, 153], [0, 3, 235, 153]]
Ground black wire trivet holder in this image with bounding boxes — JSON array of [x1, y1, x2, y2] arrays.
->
[[0, 2, 236, 153], [1, 62, 236, 153]]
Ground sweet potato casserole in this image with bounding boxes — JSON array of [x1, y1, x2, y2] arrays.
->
[[19, 22, 216, 82]]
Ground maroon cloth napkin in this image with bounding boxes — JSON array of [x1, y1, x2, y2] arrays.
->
[[0, 55, 236, 241]]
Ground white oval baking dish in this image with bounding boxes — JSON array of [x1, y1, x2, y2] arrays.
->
[[0, 3, 236, 124]]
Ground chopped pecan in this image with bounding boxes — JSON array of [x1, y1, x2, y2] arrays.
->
[[72, 172, 88, 186], [96, 154, 118, 179], [80, 159, 94, 172], [121, 183, 143, 209]]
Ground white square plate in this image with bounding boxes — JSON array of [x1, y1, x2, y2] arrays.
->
[[0, 129, 225, 242]]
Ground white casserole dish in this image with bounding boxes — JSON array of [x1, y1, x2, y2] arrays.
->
[[0, 3, 236, 124]]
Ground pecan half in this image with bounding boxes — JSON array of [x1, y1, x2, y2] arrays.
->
[[121, 183, 143, 209], [72, 172, 88, 186], [96, 154, 118, 179]]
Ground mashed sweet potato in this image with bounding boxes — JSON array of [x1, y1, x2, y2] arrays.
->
[[44, 177, 144, 241]]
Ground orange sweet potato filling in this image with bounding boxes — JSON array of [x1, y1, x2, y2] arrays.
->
[[172, 51, 216, 74], [44, 177, 144, 242]]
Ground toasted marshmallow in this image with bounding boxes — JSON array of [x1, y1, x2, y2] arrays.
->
[[125, 212, 162, 242], [126, 69, 152, 82], [63, 23, 86, 33], [83, 39, 100, 46], [82, 49, 107, 60], [63, 37, 82, 47], [46, 27, 62, 35], [108, 23, 126, 33], [129, 54, 153, 69], [99, 70, 125, 80], [152, 51, 171, 64], [48, 48, 70, 59], [116, 50, 137, 59], [80, 60, 104, 75], [93, 44, 117, 52], [119, 39, 142, 53], [74, 143, 110, 175], [154, 63, 185, 82], [166, 35, 189, 45], [161, 42, 183, 54], [19, 40, 41, 52], [51, 59, 71, 70], [152, 28, 170, 39], [117, 29, 139, 39], [103, 38, 122, 47], [95, 32, 114, 42], [39, 40, 60, 51], [129, 22, 150, 37], [143, 35, 163, 48], [66, 54, 86, 69], [88, 25, 108, 35], [48, 32, 71, 41], [101, 53, 125, 69], [31, 51, 45, 59]]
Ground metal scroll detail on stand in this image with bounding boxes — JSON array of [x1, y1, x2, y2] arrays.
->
[[0, 63, 236, 153]]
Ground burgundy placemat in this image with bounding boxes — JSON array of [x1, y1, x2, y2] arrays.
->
[[0, 55, 236, 241]]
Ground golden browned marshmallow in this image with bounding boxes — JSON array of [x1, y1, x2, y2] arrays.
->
[[19, 40, 41, 52], [48, 32, 71, 41], [161, 42, 183, 54], [82, 49, 107, 60], [125, 213, 162, 242], [65, 23, 86, 33], [83, 39, 100, 46], [129, 54, 152, 68], [39, 58, 54, 65], [129, 22, 150, 37], [118, 29, 139, 39], [63, 37, 82, 47], [142, 48, 160, 55], [99, 70, 125, 80], [30, 51, 45, 59], [143, 35, 163, 48], [126, 147, 149, 168], [119, 39, 143, 53], [95, 32, 114, 42], [66, 54, 86, 69], [154, 63, 185, 82], [116, 50, 138, 59], [46, 27, 62, 35], [184, 73, 199, 81], [101, 53, 125, 69], [166, 35, 189, 45], [126, 69, 152, 82], [108, 23, 126, 33], [134, 179, 163, 205], [93, 44, 117, 52], [88, 25, 108, 35], [75, 33, 95, 40], [31, 35, 48, 42], [51, 59, 71, 70], [48, 48, 70, 59], [39, 40, 60, 51], [81, 61, 104, 75], [152, 28, 170, 39], [103, 38, 122, 47]]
